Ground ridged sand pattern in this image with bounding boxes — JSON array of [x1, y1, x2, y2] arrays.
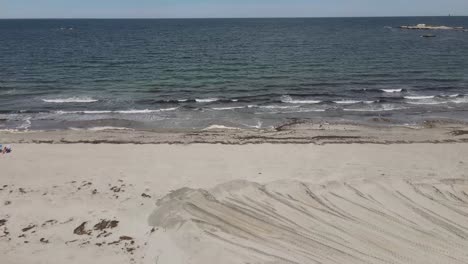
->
[[150, 179, 468, 264]]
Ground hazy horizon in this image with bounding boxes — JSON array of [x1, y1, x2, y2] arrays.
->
[[1, 0, 467, 19], [1, 15, 468, 20]]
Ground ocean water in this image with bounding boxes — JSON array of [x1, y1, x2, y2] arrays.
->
[[1, 17, 468, 131]]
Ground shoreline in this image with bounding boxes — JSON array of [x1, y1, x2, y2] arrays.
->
[[2, 120, 468, 145]]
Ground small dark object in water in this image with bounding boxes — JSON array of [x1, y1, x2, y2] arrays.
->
[[421, 34, 436, 38]]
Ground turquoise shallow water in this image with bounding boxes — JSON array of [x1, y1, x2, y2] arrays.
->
[[1, 17, 468, 130]]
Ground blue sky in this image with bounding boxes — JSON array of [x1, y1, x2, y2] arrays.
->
[[1, 0, 467, 18]]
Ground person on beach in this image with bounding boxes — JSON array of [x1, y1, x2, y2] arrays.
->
[[2, 145, 11, 154]]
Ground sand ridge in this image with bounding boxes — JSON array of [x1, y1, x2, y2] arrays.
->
[[150, 178, 468, 264]]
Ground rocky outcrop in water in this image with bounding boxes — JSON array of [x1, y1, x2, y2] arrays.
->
[[400, 24, 466, 31]]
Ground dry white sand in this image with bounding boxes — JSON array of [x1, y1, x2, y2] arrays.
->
[[1, 143, 468, 264]]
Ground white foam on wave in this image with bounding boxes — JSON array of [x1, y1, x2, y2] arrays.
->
[[202, 125, 240, 131], [259, 105, 301, 110], [55, 107, 178, 115], [0, 129, 23, 133], [451, 97, 468, 104], [196, 98, 219, 103], [406, 96, 468, 105], [55, 110, 110, 114], [281, 95, 321, 104], [211, 106, 245, 111], [16, 117, 31, 131], [404, 95, 435, 100], [69, 126, 134, 131], [381, 89, 403, 93], [333, 100, 362, 104], [344, 104, 406, 112], [117, 108, 177, 114], [42, 97, 98, 103], [285, 109, 326, 113]]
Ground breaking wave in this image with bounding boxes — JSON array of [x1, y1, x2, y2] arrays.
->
[[196, 98, 219, 103], [42, 97, 98, 103], [404, 95, 435, 100], [211, 106, 245, 111], [381, 89, 403, 93], [281, 95, 321, 104], [259, 105, 301, 110], [70, 126, 133, 131], [55, 107, 178, 115], [333, 100, 375, 104]]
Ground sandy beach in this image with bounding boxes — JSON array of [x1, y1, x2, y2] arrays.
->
[[1, 124, 468, 263]]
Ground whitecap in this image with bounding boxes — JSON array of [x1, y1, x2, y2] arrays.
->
[[333, 100, 362, 104], [55, 110, 111, 114], [196, 98, 219, 103], [55, 107, 178, 115], [211, 106, 245, 110], [116, 108, 177, 114], [284, 109, 326, 113], [281, 95, 321, 104], [404, 95, 435, 100], [381, 89, 403, 93], [451, 97, 468, 104], [83, 110, 113, 114], [42, 97, 98, 103], [259, 105, 301, 110], [344, 104, 406, 112]]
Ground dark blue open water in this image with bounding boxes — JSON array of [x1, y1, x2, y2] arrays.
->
[[1, 17, 468, 130]]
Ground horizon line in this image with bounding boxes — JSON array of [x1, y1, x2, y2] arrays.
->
[[0, 15, 467, 20]]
